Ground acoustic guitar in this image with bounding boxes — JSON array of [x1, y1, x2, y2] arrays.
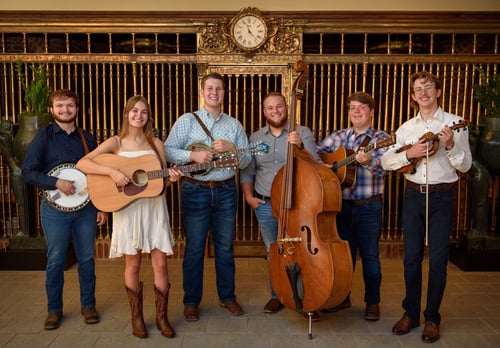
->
[[86, 153, 238, 212], [321, 135, 396, 187]]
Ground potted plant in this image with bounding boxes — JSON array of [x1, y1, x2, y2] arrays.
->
[[472, 67, 500, 175], [467, 67, 500, 242], [473, 66, 500, 118], [13, 58, 52, 163]]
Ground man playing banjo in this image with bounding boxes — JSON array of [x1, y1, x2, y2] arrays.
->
[[22, 89, 107, 330]]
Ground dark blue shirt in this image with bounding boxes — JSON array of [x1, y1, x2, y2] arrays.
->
[[21, 122, 97, 190]]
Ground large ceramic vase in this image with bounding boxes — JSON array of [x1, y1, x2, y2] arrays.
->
[[478, 117, 500, 176], [13, 113, 52, 164], [11, 113, 51, 237]]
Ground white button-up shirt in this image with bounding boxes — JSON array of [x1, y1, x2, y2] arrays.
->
[[381, 107, 472, 184]]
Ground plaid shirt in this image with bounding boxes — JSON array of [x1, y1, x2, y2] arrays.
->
[[317, 126, 388, 200]]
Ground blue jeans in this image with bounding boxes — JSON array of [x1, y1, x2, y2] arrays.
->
[[254, 199, 278, 299], [181, 180, 237, 305], [41, 200, 97, 312], [337, 199, 383, 304], [401, 187, 454, 324]]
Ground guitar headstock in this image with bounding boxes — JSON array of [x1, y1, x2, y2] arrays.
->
[[249, 141, 270, 155], [213, 156, 239, 169], [377, 134, 397, 148]]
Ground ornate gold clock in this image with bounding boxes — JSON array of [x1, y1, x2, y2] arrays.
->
[[231, 11, 268, 51]]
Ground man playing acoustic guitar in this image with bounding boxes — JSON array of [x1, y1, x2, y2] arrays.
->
[[317, 92, 390, 322]]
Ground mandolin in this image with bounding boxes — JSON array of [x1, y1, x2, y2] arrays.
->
[[187, 141, 269, 174], [396, 120, 469, 174]]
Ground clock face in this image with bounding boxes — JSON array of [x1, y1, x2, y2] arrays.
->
[[232, 15, 267, 50]]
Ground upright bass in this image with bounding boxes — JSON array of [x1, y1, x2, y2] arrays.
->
[[269, 61, 353, 315]]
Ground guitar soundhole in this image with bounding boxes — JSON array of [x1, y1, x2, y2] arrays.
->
[[132, 170, 148, 186]]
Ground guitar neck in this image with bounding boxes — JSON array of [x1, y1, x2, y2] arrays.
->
[[147, 161, 219, 179], [332, 142, 376, 169]]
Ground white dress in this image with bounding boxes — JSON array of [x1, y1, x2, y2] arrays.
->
[[109, 149, 175, 258]]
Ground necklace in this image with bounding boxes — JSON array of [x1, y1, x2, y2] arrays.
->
[[132, 136, 145, 146]]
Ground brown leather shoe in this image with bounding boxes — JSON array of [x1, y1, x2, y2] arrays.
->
[[263, 298, 283, 314], [365, 303, 380, 321], [219, 301, 244, 316], [44, 311, 63, 330], [392, 315, 420, 335], [81, 307, 99, 324], [303, 311, 321, 321], [422, 322, 440, 343], [184, 305, 199, 322]]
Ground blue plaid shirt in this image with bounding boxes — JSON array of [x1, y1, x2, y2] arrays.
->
[[317, 126, 388, 200], [164, 108, 251, 181]]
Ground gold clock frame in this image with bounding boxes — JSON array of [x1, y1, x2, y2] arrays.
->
[[229, 8, 269, 52]]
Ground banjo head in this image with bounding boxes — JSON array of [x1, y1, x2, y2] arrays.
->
[[44, 163, 90, 212]]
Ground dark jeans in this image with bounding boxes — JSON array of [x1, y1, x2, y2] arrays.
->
[[41, 200, 97, 312], [337, 199, 383, 304], [181, 180, 237, 306], [401, 187, 454, 324]]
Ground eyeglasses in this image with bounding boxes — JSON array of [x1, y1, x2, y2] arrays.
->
[[413, 85, 434, 94]]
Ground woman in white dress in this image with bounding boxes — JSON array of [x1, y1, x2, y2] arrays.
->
[[77, 95, 182, 339]]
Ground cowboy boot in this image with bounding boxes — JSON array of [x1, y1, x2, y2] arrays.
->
[[154, 283, 175, 338], [125, 281, 148, 338]]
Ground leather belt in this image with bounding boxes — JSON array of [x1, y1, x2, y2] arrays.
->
[[406, 181, 456, 193], [183, 176, 234, 188], [344, 194, 383, 206], [254, 191, 271, 201]]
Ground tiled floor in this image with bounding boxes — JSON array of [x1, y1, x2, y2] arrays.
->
[[0, 256, 499, 347]]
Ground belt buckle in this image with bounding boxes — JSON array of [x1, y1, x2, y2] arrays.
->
[[208, 181, 217, 188], [419, 185, 427, 193]]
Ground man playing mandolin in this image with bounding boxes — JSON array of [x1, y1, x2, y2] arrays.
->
[[164, 72, 251, 322], [382, 71, 472, 343], [317, 92, 389, 322], [22, 89, 108, 330]]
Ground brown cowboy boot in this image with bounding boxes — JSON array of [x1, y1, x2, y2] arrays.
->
[[125, 281, 148, 338], [154, 284, 175, 338]]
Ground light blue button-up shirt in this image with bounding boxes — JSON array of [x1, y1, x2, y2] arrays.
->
[[164, 108, 251, 181]]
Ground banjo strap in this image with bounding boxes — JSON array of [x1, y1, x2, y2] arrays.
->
[[77, 128, 90, 155]]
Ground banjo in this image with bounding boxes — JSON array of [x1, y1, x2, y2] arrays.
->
[[43, 163, 90, 212]]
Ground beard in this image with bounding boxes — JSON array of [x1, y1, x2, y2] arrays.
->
[[266, 115, 288, 128], [53, 114, 77, 124]]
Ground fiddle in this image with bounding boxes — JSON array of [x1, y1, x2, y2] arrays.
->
[[396, 120, 469, 174]]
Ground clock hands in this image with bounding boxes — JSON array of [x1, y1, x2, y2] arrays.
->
[[246, 26, 258, 40]]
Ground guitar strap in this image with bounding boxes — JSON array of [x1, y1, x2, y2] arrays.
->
[[358, 135, 371, 151], [146, 137, 167, 169], [192, 112, 215, 142]]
